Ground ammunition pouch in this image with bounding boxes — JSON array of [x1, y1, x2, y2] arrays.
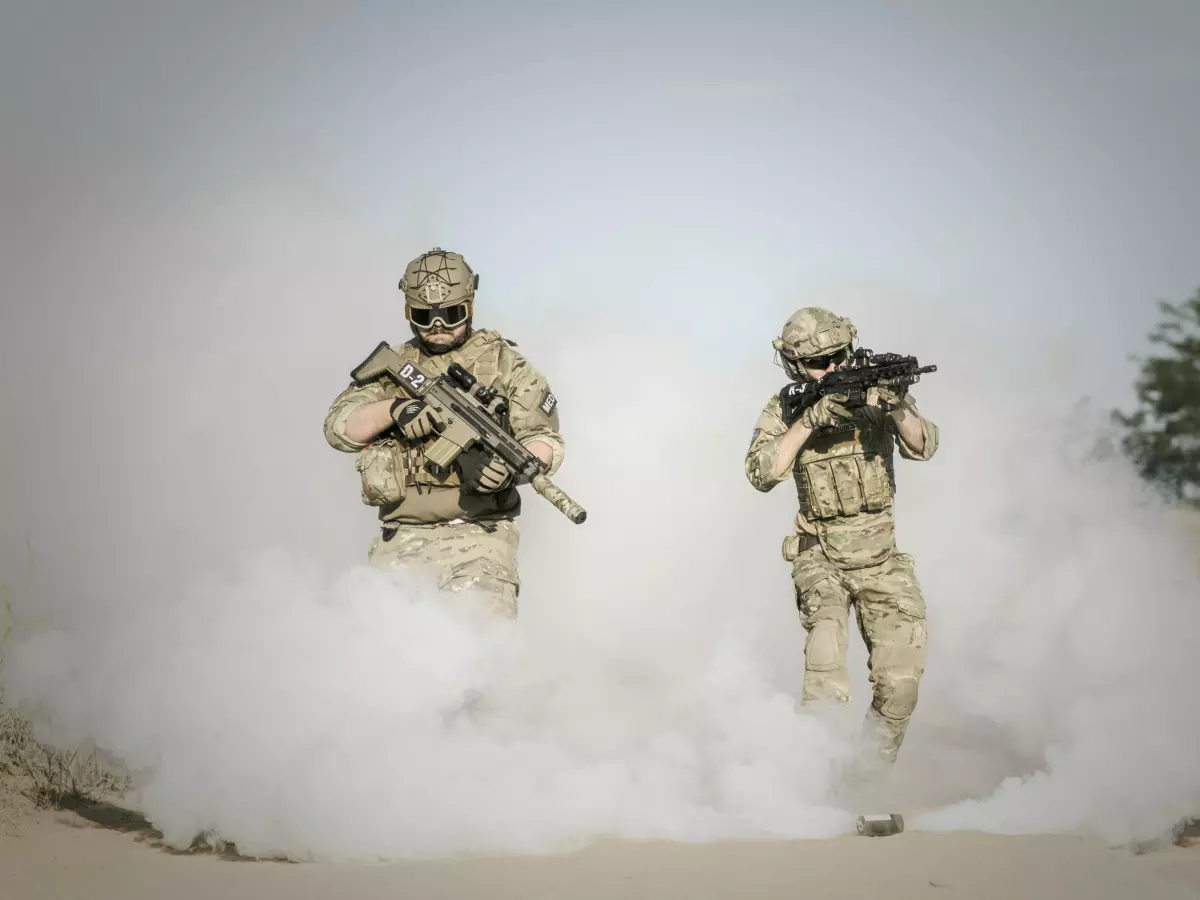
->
[[355, 438, 408, 506]]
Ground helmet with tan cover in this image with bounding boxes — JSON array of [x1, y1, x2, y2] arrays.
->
[[398, 247, 479, 350], [772, 307, 858, 380]]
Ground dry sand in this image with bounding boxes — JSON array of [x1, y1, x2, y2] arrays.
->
[[2, 797, 1198, 900]]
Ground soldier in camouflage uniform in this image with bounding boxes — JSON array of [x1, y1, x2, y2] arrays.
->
[[745, 308, 939, 767], [323, 248, 565, 618]]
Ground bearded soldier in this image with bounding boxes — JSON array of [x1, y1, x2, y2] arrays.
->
[[745, 308, 939, 768], [323, 248, 565, 618]]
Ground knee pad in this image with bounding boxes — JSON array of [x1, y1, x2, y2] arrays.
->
[[875, 666, 920, 721], [805, 618, 845, 672]]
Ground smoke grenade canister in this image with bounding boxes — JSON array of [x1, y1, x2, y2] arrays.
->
[[855, 814, 905, 837]]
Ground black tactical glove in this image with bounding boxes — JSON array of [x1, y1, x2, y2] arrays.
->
[[457, 446, 514, 494]]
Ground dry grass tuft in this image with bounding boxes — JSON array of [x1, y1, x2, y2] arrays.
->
[[0, 695, 131, 810], [2, 564, 129, 814]]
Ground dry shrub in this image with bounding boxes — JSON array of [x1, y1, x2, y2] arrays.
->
[[1, 578, 130, 811], [0, 695, 131, 809]]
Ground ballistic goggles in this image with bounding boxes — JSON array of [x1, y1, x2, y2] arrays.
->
[[406, 302, 472, 330]]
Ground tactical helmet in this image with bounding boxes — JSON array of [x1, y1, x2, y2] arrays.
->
[[398, 247, 478, 350], [772, 307, 857, 380]]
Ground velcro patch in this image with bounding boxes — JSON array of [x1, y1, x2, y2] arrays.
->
[[822, 422, 858, 436], [540, 390, 557, 416]]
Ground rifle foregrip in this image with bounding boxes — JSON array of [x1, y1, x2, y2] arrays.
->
[[531, 474, 587, 524]]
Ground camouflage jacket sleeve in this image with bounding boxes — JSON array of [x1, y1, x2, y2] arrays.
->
[[885, 392, 939, 461], [745, 394, 791, 492], [495, 342, 566, 476], [323, 379, 390, 453]]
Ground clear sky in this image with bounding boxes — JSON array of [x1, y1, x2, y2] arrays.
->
[[3, 1, 1197, 369]]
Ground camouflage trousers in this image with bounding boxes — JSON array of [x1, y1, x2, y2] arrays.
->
[[789, 542, 928, 765], [367, 518, 521, 618]]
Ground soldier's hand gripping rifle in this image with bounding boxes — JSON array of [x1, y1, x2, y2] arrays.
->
[[779, 348, 938, 426], [350, 341, 587, 524]]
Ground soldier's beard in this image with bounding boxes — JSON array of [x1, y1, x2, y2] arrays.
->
[[414, 321, 471, 354]]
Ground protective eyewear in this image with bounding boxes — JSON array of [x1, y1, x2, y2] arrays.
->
[[407, 302, 471, 330], [800, 347, 852, 369]]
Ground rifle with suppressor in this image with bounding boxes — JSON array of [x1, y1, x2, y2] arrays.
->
[[779, 348, 937, 426], [350, 341, 587, 524]]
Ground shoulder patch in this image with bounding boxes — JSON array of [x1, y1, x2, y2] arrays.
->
[[539, 388, 557, 416], [749, 427, 761, 446]]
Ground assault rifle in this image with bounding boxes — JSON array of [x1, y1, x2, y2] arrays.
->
[[350, 341, 587, 524], [779, 348, 937, 426]]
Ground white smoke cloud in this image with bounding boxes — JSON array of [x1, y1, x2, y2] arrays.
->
[[1, 351, 862, 859], [906, 404, 1200, 845]]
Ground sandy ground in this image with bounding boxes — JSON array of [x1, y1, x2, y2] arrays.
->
[[1, 797, 1198, 900]]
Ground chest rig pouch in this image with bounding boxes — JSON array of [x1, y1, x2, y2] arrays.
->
[[355, 437, 407, 506], [793, 415, 898, 568]]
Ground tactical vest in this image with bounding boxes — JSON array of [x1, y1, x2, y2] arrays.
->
[[352, 329, 515, 509], [792, 413, 897, 521], [392, 330, 508, 491]]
